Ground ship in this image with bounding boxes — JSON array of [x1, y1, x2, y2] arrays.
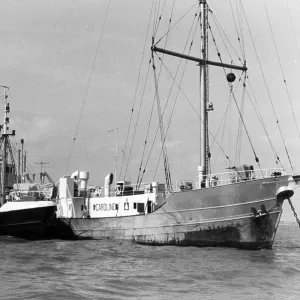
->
[[55, 0, 300, 249], [0, 86, 58, 240]]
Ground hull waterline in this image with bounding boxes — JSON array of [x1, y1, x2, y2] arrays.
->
[[57, 210, 281, 250], [56, 175, 294, 250]]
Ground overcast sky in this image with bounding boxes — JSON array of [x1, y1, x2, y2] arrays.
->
[[0, 0, 300, 221]]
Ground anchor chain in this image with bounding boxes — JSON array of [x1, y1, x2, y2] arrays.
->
[[288, 198, 300, 228]]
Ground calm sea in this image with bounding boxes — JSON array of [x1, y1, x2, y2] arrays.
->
[[0, 223, 300, 300]]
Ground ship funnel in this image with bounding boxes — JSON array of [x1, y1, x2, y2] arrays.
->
[[276, 186, 294, 199], [78, 171, 89, 190], [197, 165, 204, 188], [70, 171, 79, 180], [104, 173, 114, 197], [70, 171, 89, 196]]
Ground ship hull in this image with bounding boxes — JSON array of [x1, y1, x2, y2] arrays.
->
[[57, 175, 293, 249], [0, 201, 59, 240]]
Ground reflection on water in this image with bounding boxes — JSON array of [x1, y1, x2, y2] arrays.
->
[[0, 223, 300, 300]]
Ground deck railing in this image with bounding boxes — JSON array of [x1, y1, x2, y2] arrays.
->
[[87, 168, 285, 197], [176, 168, 285, 191], [88, 182, 157, 198], [10, 190, 48, 201]]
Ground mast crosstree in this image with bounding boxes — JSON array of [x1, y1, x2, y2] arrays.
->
[[152, 0, 246, 187]]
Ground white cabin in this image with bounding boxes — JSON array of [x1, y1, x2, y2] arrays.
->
[[56, 171, 166, 219]]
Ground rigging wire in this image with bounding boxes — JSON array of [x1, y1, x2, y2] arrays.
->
[[234, 73, 246, 166], [152, 0, 159, 38], [236, 0, 246, 60], [208, 6, 243, 65], [147, 0, 177, 188], [210, 95, 232, 172], [286, 0, 300, 65], [153, 0, 167, 39], [210, 75, 243, 171], [229, 80, 262, 171], [207, 14, 247, 170], [144, 3, 255, 182], [135, 68, 157, 187], [127, 60, 152, 187], [65, 0, 112, 174], [152, 57, 172, 189], [154, 2, 199, 46], [155, 56, 237, 170], [240, 1, 294, 172], [151, 8, 201, 181], [124, 0, 175, 181], [134, 0, 180, 186], [136, 0, 183, 186], [119, 0, 155, 179], [245, 78, 284, 169], [194, 6, 261, 172], [219, 99, 232, 170], [137, 4, 200, 186], [207, 3, 245, 165], [263, 0, 300, 143], [229, 0, 245, 61]]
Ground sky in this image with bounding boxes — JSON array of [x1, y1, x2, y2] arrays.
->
[[0, 0, 300, 221]]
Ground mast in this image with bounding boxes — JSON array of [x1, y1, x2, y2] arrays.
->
[[35, 161, 50, 183], [0, 86, 15, 204], [1, 88, 8, 203], [17, 149, 20, 183], [151, 0, 246, 188], [204, 1, 210, 180], [198, 0, 208, 187], [24, 150, 27, 174], [21, 138, 24, 183], [108, 128, 118, 185]]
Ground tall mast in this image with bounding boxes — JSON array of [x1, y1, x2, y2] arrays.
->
[[198, 0, 208, 187], [204, 1, 210, 178]]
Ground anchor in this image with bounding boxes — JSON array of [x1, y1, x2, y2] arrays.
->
[[251, 204, 268, 218], [251, 204, 272, 241]]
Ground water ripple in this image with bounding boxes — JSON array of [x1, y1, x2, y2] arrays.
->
[[1, 224, 300, 299]]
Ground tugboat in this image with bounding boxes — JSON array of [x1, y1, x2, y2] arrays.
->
[[0, 86, 58, 240], [55, 0, 300, 249]]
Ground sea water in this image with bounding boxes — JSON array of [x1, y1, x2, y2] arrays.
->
[[0, 223, 300, 300]]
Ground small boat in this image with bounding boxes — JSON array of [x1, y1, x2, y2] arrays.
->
[[55, 0, 300, 249], [0, 87, 58, 240]]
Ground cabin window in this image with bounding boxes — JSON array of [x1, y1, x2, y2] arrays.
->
[[137, 203, 144, 213], [116, 204, 119, 210], [81, 205, 84, 211], [124, 202, 129, 210], [93, 205, 96, 211], [133, 203, 137, 209]]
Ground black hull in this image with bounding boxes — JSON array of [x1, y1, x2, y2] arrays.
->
[[0, 206, 59, 240]]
